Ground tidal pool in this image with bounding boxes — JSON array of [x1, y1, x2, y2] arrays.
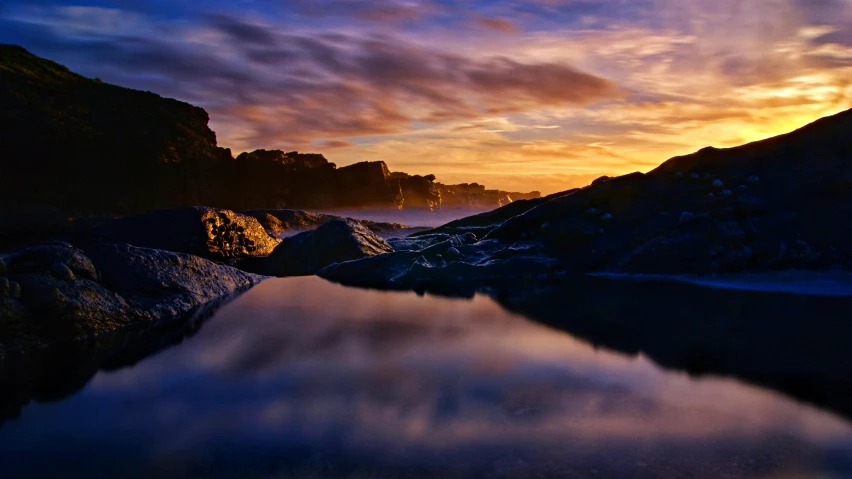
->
[[1, 276, 851, 478]]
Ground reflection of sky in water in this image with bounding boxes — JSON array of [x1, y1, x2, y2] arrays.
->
[[2, 277, 852, 478]]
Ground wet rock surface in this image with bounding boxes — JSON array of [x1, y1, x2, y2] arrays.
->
[[0, 242, 264, 352], [321, 108, 852, 289], [244, 219, 394, 277]]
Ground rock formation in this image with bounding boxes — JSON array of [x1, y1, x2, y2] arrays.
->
[[389, 173, 443, 210], [288, 161, 404, 209], [320, 108, 852, 289], [65, 207, 281, 261], [240, 209, 416, 238], [240, 219, 394, 276], [0, 242, 264, 352], [437, 183, 541, 208], [0, 45, 232, 222], [0, 45, 539, 245]]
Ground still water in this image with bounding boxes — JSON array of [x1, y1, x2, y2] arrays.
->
[[1, 277, 851, 478]]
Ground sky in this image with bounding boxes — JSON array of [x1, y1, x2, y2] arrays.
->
[[1, 1, 851, 194]]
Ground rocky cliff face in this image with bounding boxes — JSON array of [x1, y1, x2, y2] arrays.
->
[[223, 150, 332, 209], [388, 173, 542, 211], [0, 45, 540, 241], [437, 183, 541, 208], [389, 173, 442, 209], [0, 44, 231, 225]]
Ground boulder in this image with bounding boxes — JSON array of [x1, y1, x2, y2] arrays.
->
[[6, 242, 98, 281], [0, 242, 265, 352], [85, 243, 264, 315], [319, 236, 557, 290], [258, 219, 394, 276], [66, 207, 281, 260], [241, 209, 339, 237], [241, 209, 416, 239]]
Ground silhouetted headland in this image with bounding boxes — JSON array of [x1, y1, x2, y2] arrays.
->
[[0, 45, 538, 244]]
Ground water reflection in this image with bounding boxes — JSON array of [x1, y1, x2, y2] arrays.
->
[[1, 277, 851, 478]]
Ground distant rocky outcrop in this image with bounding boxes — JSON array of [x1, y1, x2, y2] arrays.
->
[[437, 182, 541, 208], [387, 173, 542, 211], [389, 172, 442, 209], [0, 242, 264, 352], [0, 45, 539, 244], [320, 108, 852, 289], [224, 150, 332, 209], [289, 161, 404, 209], [239, 219, 393, 276]]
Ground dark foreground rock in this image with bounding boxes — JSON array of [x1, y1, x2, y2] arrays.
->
[[410, 190, 576, 238], [0, 242, 265, 352], [240, 219, 393, 276], [320, 108, 852, 289], [66, 207, 281, 261]]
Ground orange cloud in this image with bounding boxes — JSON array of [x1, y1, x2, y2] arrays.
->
[[5, 0, 851, 194]]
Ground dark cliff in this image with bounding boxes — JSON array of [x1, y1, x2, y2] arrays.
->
[[0, 44, 231, 222], [388, 173, 542, 210], [0, 45, 540, 239]]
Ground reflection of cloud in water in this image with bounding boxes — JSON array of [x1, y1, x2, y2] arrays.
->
[[3, 277, 852, 477]]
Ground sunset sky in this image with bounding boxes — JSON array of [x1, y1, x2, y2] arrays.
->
[[2, 0, 851, 193]]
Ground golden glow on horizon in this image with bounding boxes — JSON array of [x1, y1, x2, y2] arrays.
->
[[24, 1, 841, 195], [242, 20, 852, 194]]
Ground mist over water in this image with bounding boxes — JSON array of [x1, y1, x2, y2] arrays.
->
[[316, 207, 493, 228]]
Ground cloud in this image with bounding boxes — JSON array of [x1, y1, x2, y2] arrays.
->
[[1, 10, 621, 152], [312, 139, 355, 149], [288, 0, 441, 23], [474, 15, 520, 33], [1, 0, 851, 194], [207, 14, 277, 46]]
